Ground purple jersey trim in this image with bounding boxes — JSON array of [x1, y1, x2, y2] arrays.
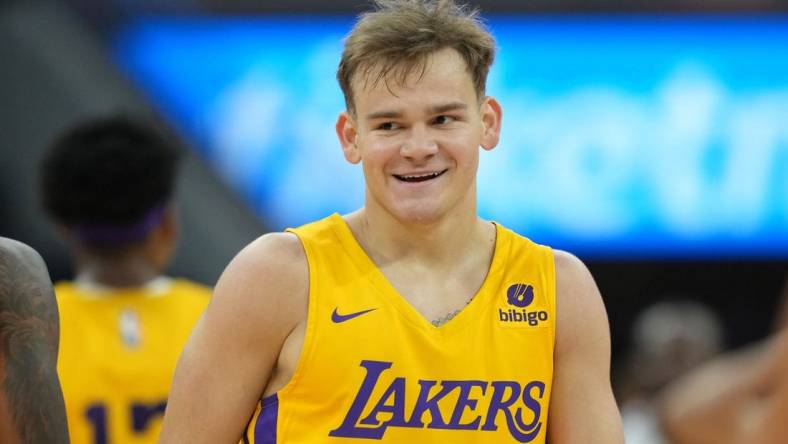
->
[[254, 393, 278, 444]]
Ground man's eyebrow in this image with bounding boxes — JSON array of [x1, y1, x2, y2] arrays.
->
[[365, 102, 468, 121], [429, 102, 468, 114], [365, 109, 403, 121]]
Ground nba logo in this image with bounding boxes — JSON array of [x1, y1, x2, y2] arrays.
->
[[119, 309, 141, 348], [507, 284, 534, 308]]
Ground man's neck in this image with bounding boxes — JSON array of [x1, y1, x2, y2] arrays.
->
[[347, 200, 492, 271], [73, 248, 160, 288]]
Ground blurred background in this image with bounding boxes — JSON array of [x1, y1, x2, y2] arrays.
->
[[1, 0, 787, 440]]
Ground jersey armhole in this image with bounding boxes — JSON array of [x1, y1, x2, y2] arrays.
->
[[273, 229, 319, 401], [545, 247, 558, 350]]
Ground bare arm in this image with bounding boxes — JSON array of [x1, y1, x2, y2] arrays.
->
[[547, 251, 624, 444], [159, 233, 308, 443], [659, 329, 788, 444], [0, 237, 69, 443]]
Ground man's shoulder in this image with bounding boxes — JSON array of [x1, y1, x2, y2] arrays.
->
[[0, 237, 43, 268], [205, 231, 309, 342], [552, 249, 605, 315], [0, 236, 28, 252], [237, 231, 306, 271], [0, 237, 51, 290], [552, 249, 611, 354], [552, 249, 589, 279], [216, 231, 308, 305]]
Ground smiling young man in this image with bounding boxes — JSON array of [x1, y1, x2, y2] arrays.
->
[[160, 1, 624, 443]]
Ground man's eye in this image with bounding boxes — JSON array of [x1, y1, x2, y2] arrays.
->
[[434, 115, 455, 125], [378, 122, 397, 131]]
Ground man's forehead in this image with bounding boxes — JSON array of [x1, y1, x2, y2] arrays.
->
[[350, 49, 473, 96], [350, 50, 477, 115]]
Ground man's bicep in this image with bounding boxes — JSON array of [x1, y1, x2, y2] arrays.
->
[[547, 251, 623, 444], [161, 233, 308, 443]]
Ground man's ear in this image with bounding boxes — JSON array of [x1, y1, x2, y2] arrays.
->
[[336, 111, 361, 164], [158, 204, 178, 241], [145, 204, 177, 249], [480, 97, 503, 151]]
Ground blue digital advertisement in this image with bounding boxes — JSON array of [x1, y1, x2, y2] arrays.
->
[[114, 16, 788, 258]]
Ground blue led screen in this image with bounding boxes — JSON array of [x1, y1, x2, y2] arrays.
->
[[114, 16, 788, 258]]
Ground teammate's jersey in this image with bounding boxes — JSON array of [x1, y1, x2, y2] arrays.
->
[[56, 277, 210, 444], [244, 214, 556, 443]]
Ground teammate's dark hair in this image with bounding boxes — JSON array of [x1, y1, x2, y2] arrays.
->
[[40, 115, 181, 228]]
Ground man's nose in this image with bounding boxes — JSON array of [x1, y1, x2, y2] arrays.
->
[[400, 124, 438, 161]]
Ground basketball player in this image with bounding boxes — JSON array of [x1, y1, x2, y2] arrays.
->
[[160, 1, 624, 442], [0, 237, 69, 443], [40, 116, 211, 443]]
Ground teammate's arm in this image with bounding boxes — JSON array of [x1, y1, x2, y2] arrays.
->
[[547, 251, 624, 444], [0, 237, 69, 443], [159, 233, 308, 443], [659, 329, 788, 444]]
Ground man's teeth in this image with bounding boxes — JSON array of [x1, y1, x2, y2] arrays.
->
[[396, 171, 443, 182], [404, 172, 437, 179]]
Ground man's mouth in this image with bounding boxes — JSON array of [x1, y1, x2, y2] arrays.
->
[[392, 169, 448, 183]]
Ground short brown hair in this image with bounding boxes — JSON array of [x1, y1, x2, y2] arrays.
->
[[337, 0, 496, 114]]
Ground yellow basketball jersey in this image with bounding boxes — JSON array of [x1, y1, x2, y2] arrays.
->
[[243, 214, 556, 443], [56, 277, 210, 444]]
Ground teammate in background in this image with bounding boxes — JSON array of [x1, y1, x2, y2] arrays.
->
[[161, 1, 624, 442], [0, 237, 70, 443], [618, 299, 724, 444], [658, 281, 788, 444], [40, 116, 211, 443]]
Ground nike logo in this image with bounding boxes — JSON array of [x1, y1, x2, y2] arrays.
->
[[332, 307, 377, 323]]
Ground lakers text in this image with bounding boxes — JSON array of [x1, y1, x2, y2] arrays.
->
[[329, 360, 546, 442]]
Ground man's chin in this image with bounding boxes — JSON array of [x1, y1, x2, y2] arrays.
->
[[388, 203, 447, 226]]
